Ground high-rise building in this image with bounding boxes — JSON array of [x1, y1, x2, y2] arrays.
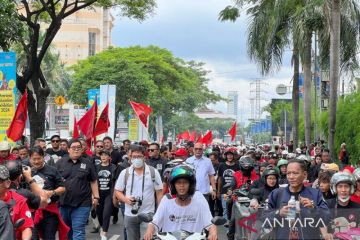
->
[[227, 91, 238, 117], [52, 7, 114, 65]]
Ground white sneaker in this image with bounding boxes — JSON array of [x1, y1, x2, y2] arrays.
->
[[100, 235, 107, 240]]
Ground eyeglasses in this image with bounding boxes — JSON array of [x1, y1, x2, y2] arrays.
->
[[96, 146, 104, 148], [52, 140, 60, 143], [194, 148, 203, 151], [70, 147, 82, 151], [148, 149, 158, 152]]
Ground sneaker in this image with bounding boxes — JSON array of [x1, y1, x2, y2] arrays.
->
[[100, 236, 107, 240]]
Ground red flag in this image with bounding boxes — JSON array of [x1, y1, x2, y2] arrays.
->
[[73, 116, 80, 139], [94, 103, 110, 136], [78, 99, 97, 139], [6, 91, 28, 141], [189, 131, 197, 142], [129, 101, 152, 128], [197, 133, 203, 143], [228, 121, 237, 141], [202, 130, 213, 146]]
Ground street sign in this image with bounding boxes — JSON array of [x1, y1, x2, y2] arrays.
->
[[276, 84, 287, 95], [55, 96, 66, 107]]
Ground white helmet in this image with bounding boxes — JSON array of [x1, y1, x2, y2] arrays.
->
[[330, 171, 355, 195], [353, 168, 360, 181]]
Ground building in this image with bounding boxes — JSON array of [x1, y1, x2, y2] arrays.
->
[[195, 108, 236, 120], [227, 91, 238, 117], [52, 7, 114, 65]]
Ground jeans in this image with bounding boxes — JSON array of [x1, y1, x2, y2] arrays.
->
[[60, 206, 91, 240], [124, 215, 148, 240], [221, 194, 228, 220]]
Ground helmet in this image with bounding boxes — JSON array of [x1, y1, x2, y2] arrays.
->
[[277, 159, 288, 168], [353, 168, 360, 181], [330, 172, 355, 195], [163, 159, 184, 178], [239, 156, 254, 171], [263, 167, 279, 179], [204, 148, 212, 156], [295, 154, 311, 168], [169, 165, 196, 196], [5, 160, 23, 181], [286, 153, 297, 160], [224, 147, 237, 156]]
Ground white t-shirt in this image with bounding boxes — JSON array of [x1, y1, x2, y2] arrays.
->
[[114, 164, 163, 217], [186, 156, 215, 194], [151, 191, 212, 233]]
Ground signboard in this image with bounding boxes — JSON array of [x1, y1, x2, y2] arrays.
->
[[128, 119, 138, 141], [0, 52, 16, 141], [276, 84, 287, 95], [55, 96, 66, 107], [87, 89, 100, 108]]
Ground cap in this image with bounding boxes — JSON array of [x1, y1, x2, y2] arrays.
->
[[175, 148, 188, 157], [99, 150, 111, 156], [343, 166, 355, 174], [0, 141, 10, 151], [0, 165, 10, 180], [139, 140, 149, 146], [321, 163, 339, 172]]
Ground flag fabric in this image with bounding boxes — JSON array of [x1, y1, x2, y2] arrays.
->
[[129, 101, 152, 128], [228, 121, 237, 141], [197, 133, 203, 143], [178, 130, 190, 141], [201, 130, 213, 146], [6, 91, 28, 142], [73, 116, 80, 139], [94, 103, 110, 136], [78, 99, 97, 140], [189, 131, 197, 142]]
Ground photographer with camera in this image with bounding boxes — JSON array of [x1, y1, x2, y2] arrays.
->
[[114, 144, 163, 240]]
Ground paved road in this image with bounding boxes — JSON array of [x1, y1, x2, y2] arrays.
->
[[85, 215, 228, 240]]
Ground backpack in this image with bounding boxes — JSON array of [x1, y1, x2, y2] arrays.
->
[[123, 165, 156, 192], [0, 200, 15, 240]]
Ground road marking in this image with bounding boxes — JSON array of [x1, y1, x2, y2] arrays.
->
[[109, 235, 121, 240]]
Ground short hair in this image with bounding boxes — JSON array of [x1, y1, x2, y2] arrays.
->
[[287, 159, 307, 172], [68, 138, 82, 148], [60, 139, 69, 144], [160, 145, 168, 153], [29, 146, 45, 157], [130, 145, 145, 155], [318, 171, 332, 183], [103, 136, 113, 142], [36, 138, 46, 143], [315, 154, 322, 159], [123, 139, 131, 145], [322, 148, 330, 154], [150, 142, 160, 150], [209, 151, 219, 159], [50, 135, 61, 141], [18, 145, 28, 151]]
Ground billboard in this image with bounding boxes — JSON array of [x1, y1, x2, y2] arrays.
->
[[0, 52, 17, 141], [87, 88, 100, 109]]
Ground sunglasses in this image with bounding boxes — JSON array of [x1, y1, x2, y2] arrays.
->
[[148, 149, 158, 152], [52, 140, 60, 143], [96, 146, 104, 148]]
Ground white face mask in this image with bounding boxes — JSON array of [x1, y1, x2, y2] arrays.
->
[[338, 195, 350, 203], [132, 158, 144, 168]]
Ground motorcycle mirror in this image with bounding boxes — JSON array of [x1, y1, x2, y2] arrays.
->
[[137, 213, 153, 223], [250, 188, 262, 196], [211, 216, 227, 226], [14, 218, 25, 229]]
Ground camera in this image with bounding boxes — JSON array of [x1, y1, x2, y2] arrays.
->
[[131, 197, 142, 214], [22, 165, 29, 171]]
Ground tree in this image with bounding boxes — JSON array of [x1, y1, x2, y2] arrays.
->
[[69, 46, 223, 133], [0, 0, 156, 144]]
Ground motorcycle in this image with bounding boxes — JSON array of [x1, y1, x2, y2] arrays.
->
[[138, 213, 226, 240], [331, 217, 360, 240]]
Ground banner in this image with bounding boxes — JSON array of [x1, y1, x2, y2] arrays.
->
[[87, 89, 100, 109], [0, 52, 17, 141], [99, 85, 116, 138], [128, 118, 138, 141]]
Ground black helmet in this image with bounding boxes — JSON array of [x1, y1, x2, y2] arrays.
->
[[5, 160, 23, 181], [239, 156, 254, 171], [263, 167, 279, 179], [169, 165, 196, 196]]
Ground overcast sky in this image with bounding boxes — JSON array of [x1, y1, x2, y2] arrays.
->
[[111, 0, 293, 124]]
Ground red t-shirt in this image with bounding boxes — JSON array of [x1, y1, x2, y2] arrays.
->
[[350, 193, 360, 205], [0, 153, 18, 164], [3, 190, 34, 239]]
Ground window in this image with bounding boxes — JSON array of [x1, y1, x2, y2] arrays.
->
[[88, 32, 96, 56]]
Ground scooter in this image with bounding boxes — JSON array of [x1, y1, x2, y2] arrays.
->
[[138, 213, 226, 240], [331, 217, 360, 240]]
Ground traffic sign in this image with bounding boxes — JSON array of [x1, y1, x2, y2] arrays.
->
[[276, 84, 287, 95], [55, 96, 66, 106]]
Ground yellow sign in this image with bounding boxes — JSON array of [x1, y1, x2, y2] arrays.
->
[[55, 96, 66, 106], [128, 119, 138, 141]]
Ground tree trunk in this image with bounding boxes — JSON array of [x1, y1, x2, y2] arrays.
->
[[292, 41, 300, 149], [328, 0, 341, 159], [303, 31, 312, 148]]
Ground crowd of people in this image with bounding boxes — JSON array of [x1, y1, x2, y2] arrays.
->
[[1, 135, 360, 240]]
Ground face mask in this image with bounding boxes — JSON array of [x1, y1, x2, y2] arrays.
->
[[338, 195, 350, 203], [132, 158, 144, 168]]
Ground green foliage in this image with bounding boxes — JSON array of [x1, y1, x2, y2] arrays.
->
[[252, 132, 272, 145], [263, 100, 293, 129], [69, 46, 223, 125]]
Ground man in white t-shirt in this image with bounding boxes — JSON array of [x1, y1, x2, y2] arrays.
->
[[114, 145, 163, 240], [144, 165, 217, 240]]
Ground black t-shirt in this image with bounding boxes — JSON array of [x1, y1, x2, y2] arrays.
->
[[91, 155, 102, 166], [96, 164, 116, 197], [218, 162, 240, 194], [56, 156, 97, 207], [146, 157, 167, 180], [326, 199, 360, 230], [31, 164, 64, 203], [46, 148, 68, 163], [110, 150, 123, 165]]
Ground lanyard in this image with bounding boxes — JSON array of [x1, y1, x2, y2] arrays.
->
[[130, 168, 146, 200]]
